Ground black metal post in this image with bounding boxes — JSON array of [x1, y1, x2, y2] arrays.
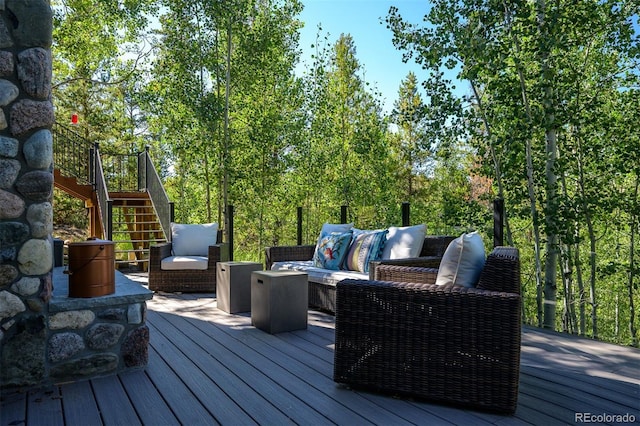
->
[[493, 198, 504, 248], [227, 204, 234, 261], [340, 205, 347, 224], [297, 206, 303, 246], [145, 145, 150, 190], [401, 202, 410, 226], [90, 143, 98, 186], [169, 202, 175, 223], [107, 200, 113, 241]]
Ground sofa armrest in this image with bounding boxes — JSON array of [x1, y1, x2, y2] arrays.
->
[[368, 256, 442, 279], [372, 264, 439, 283], [149, 242, 172, 272], [264, 244, 315, 270]]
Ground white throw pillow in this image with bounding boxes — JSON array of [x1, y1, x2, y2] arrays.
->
[[171, 222, 218, 256], [435, 232, 485, 288], [381, 224, 427, 260]]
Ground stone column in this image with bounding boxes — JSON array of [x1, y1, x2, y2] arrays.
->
[[0, 0, 55, 387]]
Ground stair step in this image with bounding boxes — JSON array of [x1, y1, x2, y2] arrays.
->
[[113, 239, 165, 243], [113, 221, 160, 225], [112, 211, 156, 215], [115, 259, 149, 264], [112, 229, 162, 234]]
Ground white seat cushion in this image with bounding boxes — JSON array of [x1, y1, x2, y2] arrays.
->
[[161, 255, 209, 271], [271, 261, 368, 286]]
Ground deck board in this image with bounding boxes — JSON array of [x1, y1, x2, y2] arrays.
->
[[92, 375, 141, 426], [58, 380, 102, 426], [2, 285, 639, 426], [26, 388, 64, 426], [118, 370, 179, 425]]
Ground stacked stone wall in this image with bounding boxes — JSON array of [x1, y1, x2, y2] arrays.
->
[[0, 0, 55, 388], [0, 1, 151, 391], [47, 298, 149, 384]]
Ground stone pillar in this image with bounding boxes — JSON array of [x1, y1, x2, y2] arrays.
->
[[0, 0, 55, 387]]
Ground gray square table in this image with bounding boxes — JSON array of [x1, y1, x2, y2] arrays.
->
[[216, 261, 263, 313], [250, 270, 308, 333]]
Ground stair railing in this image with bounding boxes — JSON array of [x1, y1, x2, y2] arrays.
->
[[138, 146, 173, 239], [53, 124, 173, 241], [53, 123, 94, 185], [101, 152, 139, 192], [92, 143, 112, 240]]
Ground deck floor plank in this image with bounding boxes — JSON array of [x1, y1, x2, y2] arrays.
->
[[118, 370, 179, 425], [148, 310, 302, 425], [0, 388, 26, 426], [146, 320, 257, 425], [3, 286, 640, 426], [144, 345, 220, 425], [26, 387, 64, 426], [58, 380, 102, 426], [161, 302, 382, 425], [91, 375, 141, 426], [520, 365, 639, 413], [148, 297, 333, 425]]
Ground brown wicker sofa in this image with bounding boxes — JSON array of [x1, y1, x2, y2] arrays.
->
[[264, 235, 455, 313], [333, 246, 522, 414], [148, 229, 229, 292]]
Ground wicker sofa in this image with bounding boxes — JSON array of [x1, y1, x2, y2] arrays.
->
[[333, 246, 522, 414], [265, 235, 455, 313], [148, 229, 229, 292]]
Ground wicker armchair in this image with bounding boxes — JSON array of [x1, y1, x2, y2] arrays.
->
[[334, 247, 521, 414], [148, 230, 229, 292], [264, 235, 455, 313]]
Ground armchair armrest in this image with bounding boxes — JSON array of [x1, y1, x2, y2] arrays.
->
[[149, 242, 172, 272], [264, 244, 315, 270]]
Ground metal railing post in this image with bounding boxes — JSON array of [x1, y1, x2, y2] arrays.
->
[[90, 143, 98, 186], [145, 145, 150, 190], [297, 206, 303, 245], [340, 205, 347, 224], [227, 204, 234, 261], [493, 198, 504, 248], [107, 200, 113, 241], [401, 202, 410, 226]]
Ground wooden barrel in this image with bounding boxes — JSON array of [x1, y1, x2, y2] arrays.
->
[[66, 239, 115, 297]]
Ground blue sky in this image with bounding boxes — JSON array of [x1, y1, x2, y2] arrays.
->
[[296, 0, 435, 114]]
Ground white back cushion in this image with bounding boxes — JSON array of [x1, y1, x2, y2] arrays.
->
[[381, 224, 427, 260], [171, 222, 218, 256], [435, 232, 485, 288]]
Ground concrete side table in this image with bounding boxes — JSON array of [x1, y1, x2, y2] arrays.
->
[[217, 261, 262, 313], [251, 270, 308, 334]]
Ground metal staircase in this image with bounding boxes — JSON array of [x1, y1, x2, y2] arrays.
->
[[52, 124, 173, 271]]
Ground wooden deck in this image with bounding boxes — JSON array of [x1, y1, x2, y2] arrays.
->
[[2, 275, 639, 426]]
